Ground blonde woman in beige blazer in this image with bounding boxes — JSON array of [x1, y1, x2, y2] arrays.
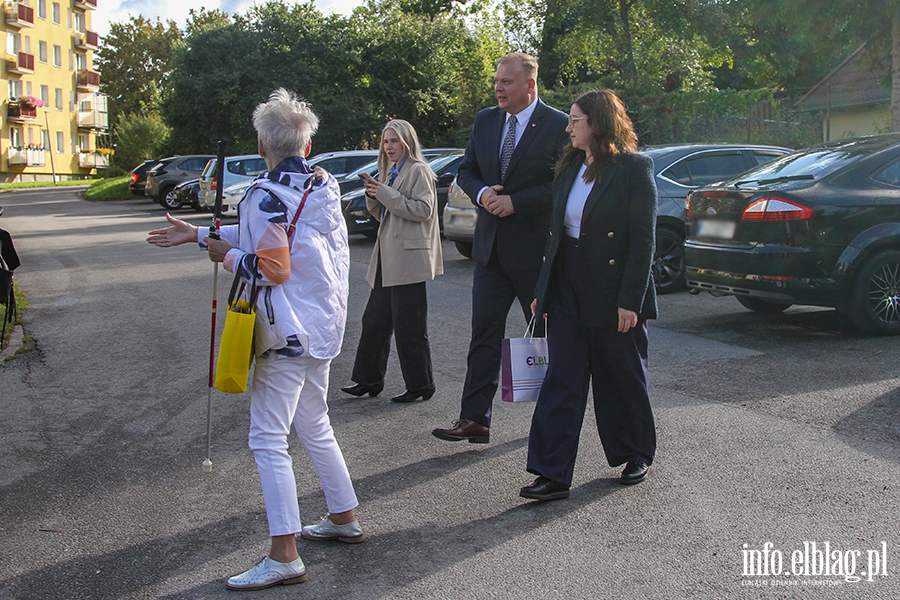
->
[[341, 119, 444, 403]]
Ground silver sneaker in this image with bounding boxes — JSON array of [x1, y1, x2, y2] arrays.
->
[[226, 556, 306, 591], [300, 515, 364, 544]]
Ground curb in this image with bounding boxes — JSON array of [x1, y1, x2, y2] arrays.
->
[[0, 323, 24, 361]]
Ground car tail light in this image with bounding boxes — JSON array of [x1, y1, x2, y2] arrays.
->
[[685, 194, 692, 218], [742, 197, 813, 221], [211, 180, 217, 190], [131, 174, 138, 182]]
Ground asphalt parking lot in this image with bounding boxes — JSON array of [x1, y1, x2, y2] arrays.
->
[[0, 189, 898, 600]]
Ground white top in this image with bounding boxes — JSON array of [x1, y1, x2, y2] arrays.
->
[[564, 163, 591, 238]]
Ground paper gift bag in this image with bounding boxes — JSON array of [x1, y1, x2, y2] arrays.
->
[[501, 319, 548, 403], [214, 298, 255, 394]]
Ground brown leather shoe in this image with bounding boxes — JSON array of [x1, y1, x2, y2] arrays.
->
[[431, 418, 489, 444]]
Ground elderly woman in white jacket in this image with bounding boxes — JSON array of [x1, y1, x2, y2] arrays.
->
[[148, 88, 361, 591]]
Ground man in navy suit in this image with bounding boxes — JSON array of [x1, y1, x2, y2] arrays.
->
[[432, 53, 568, 444]]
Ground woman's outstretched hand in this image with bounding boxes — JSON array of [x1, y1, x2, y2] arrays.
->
[[147, 213, 198, 248]]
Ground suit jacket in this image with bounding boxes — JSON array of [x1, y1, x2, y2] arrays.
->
[[457, 99, 569, 272], [366, 160, 443, 288], [534, 152, 658, 328]]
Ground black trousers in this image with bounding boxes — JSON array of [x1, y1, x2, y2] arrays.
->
[[459, 256, 543, 428], [526, 236, 656, 486], [351, 265, 433, 393]]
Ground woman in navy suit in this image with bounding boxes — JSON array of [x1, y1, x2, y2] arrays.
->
[[520, 89, 658, 501]]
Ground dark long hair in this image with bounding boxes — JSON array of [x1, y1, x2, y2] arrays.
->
[[555, 89, 638, 184]]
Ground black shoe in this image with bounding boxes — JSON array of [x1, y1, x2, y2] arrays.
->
[[519, 476, 570, 501], [391, 385, 435, 403], [341, 382, 384, 397], [620, 460, 650, 485]]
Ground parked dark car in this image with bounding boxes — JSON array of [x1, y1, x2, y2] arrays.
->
[[167, 178, 202, 211], [341, 152, 464, 238], [146, 155, 215, 208], [641, 143, 792, 292], [129, 159, 159, 196], [684, 133, 900, 335]]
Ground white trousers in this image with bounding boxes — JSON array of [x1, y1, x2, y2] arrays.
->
[[248, 353, 359, 537]]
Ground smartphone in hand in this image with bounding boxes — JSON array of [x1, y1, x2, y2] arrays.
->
[[358, 172, 376, 183]]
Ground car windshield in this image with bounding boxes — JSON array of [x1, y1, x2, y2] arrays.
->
[[729, 146, 864, 186]]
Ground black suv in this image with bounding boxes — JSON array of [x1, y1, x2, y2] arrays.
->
[[684, 134, 900, 335]]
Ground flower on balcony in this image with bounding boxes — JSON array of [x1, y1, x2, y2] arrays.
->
[[18, 95, 45, 108], [79, 147, 115, 155]]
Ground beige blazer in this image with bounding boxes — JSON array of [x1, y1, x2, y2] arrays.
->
[[365, 159, 443, 288]]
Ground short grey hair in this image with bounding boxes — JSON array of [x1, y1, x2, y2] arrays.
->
[[252, 88, 319, 162]]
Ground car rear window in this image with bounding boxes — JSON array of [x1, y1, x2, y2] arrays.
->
[[729, 148, 861, 185]]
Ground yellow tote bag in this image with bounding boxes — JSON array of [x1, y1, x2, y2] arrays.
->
[[215, 274, 257, 394]]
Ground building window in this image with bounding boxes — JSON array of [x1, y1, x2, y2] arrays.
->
[[67, 8, 72, 29], [55, 88, 62, 111], [38, 40, 47, 63], [71, 133, 77, 154], [52, 2, 59, 24], [41, 129, 50, 151], [75, 52, 86, 71], [23, 35, 30, 54], [40, 85, 49, 105], [37, 0, 45, 19], [27, 128, 33, 145], [56, 132, 64, 154], [73, 11, 83, 33], [10, 127, 23, 148], [8, 79, 22, 100], [70, 91, 75, 112], [25, 81, 32, 96], [78, 133, 88, 152], [68, 50, 73, 71], [53, 45, 61, 67]]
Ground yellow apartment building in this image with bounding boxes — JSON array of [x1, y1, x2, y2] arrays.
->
[[3, 0, 108, 182]]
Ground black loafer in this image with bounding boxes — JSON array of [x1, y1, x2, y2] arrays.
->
[[519, 476, 570, 501], [391, 385, 435, 403], [620, 460, 650, 485], [341, 382, 384, 397]]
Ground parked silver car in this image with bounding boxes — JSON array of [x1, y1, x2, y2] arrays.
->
[[198, 154, 268, 209]]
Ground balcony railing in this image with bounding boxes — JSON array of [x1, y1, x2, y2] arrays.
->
[[8, 147, 45, 167], [76, 69, 100, 90], [74, 30, 99, 50], [5, 2, 34, 27], [77, 108, 108, 130], [7, 101, 37, 122], [73, 0, 96, 9], [5, 51, 35, 74], [78, 152, 110, 169]]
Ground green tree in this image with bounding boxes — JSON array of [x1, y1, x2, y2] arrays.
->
[[112, 112, 171, 171], [95, 16, 183, 129]]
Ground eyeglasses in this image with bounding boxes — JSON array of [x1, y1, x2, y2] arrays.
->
[[568, 115, 587, 126]]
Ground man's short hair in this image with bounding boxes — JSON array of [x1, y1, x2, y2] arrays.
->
[[497, 52, 538, 82]]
